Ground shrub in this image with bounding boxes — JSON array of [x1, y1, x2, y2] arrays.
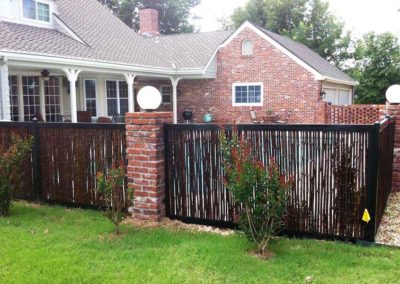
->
[[0, 134, 33, 216], [96, 161, 131, 234], [221, 128, 291, 255]]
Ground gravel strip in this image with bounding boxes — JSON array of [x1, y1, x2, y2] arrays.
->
[[376, 191, 400, 247]]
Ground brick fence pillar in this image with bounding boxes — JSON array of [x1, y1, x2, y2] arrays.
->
[[380, 103, 400, 192], [125, 112, 173, 221]]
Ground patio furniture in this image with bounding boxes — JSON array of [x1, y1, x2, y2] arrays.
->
[[260, 114, 278, 123], [276, 111, 292, 124], [97, 117, 112, 123], [32, 113, 44, 122], [77, 111, 92, 122], [250, 110, 262, 123]]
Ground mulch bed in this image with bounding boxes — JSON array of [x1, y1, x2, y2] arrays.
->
[[124, 217, 235, 236], [376, 191, 400, 247]]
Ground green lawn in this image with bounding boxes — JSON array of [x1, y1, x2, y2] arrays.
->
[[0, 202, 399, 283]]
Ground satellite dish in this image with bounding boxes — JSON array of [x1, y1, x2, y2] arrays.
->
[[386, 85, 400, 104], [137, 86, 162, 111]]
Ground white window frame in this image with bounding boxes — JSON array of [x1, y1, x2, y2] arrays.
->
[[232, 82, 263, 106], [160, 84, 172, 104], [44, 76, 62, 122], [83, 78, 98, 118], [105, 79, 128, 117], [20, 0, 52, 24]]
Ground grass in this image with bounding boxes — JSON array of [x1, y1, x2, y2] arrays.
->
[[1, 202, 399, 284]]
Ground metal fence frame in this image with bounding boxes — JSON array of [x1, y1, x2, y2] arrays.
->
[[164, 120, 395, 242], [0, 121, 127, 207]]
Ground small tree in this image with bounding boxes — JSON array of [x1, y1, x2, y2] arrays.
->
[[0, 134, 33, 216], [221, 129, 291, 256], [96, 161, 131, 234]]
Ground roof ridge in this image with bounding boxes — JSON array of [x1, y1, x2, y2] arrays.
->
[[156, 30, 233, 38]]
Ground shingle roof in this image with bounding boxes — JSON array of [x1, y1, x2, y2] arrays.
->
[[0, 0, 356, 84], [259, 27, 356, 84], [150, 31, 233, 69]]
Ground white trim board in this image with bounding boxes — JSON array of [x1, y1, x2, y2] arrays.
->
[[232, 82, 264, 107]]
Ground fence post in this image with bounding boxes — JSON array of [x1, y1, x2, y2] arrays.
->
[[31, 120, 42, 200], [365, 122, 380, 242], [163, 124, 170, 218], [125, 112, 173, 221]]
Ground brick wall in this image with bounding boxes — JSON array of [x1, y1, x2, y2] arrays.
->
[[176, 27, 325, 124], [326, 104, 381, 124], [125, 112, 173, 221]]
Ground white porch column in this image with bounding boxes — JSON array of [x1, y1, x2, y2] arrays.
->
[[124, 74, 136, 113], [63, 69, 81, 123], [0, 58, 11, 121], [170, 77, 181, 124], [39, 78, 46, 121]]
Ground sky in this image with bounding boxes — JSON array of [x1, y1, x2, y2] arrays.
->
[[191, 0, 400, 38]]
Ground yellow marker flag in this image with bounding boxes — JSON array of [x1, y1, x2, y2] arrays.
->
[[362, 209, 371, 223]]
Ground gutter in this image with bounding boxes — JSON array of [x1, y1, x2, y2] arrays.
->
[[0, 51, 207, 77]]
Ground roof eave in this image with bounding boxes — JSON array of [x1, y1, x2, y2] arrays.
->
[[0, 51, 208, 76], [319, 76, 359, 86]]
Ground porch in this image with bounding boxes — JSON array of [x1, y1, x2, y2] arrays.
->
[[0, 60, 185, 123]]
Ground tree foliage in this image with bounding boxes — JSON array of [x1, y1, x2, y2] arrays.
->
[[98, 0, 200, 34], [348, 32, 400, 104], [96, 161, 132, 235], [0, 135, 33, 216], [230, 0, 350, 66], [221, 128, 291, 256]]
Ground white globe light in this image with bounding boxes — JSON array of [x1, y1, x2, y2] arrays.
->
[[137, 86, 162, 110], [386, 85, 400, 104]]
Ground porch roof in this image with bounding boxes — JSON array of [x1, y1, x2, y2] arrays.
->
[[0, 0, 231, 73]]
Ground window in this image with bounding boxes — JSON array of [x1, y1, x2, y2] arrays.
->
[[232, 83, 263, 106], [106, 80, 128, 116], [160, 85, 172, 104], [23, 0, 50, 22], [0, 0, 15, 18], [22, 76, 40, 121], [44, 77, 61, 122], [9, 76, 19, 122], [242, 40, 254, 56], [84, 79, 97, 117]]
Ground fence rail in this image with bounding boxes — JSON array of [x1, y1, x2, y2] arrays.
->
[[0, 122, 127, 207], [165, 121, 395, 242]]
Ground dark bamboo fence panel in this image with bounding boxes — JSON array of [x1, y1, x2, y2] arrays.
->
[[0, 122, 34, 200], [0, 122, 127, 207], [376, 119, 396, 229], [165, 123, 393, 241], [38, 123, 127, 206], [165, 125, 235, 227]]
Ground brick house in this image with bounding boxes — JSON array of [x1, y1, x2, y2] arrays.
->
[[0, 0, 356, 124]]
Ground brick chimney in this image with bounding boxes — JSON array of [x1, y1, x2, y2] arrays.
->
[[139, 8, 160, 36]]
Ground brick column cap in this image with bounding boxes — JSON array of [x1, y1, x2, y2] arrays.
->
[[125, 112, 173, 119]]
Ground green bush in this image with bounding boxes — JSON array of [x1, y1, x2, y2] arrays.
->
[[0, 134, 33, 216], [96, 162, 132, 234], [221, 128, 291, 255]]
